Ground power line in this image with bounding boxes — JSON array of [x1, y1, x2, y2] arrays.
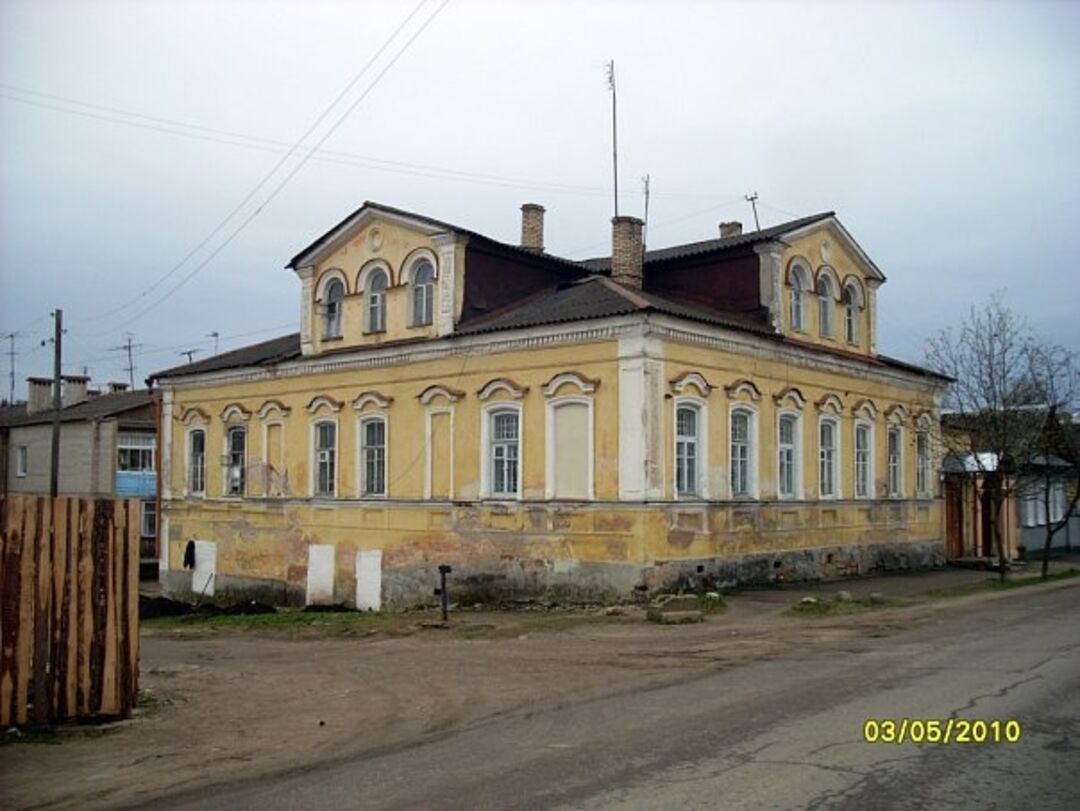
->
[[107, 333, 143, 389]]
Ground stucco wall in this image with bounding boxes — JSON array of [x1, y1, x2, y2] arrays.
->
[[6, 420, 116, 496]]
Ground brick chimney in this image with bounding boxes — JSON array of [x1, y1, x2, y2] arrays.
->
[[27, 377, 55, 415], [520, 203, 545, 252], [611, 216, 645, 289], [61, 374, 90, 408], [719, 221, 743, 238], [107, 381, 129, 394]]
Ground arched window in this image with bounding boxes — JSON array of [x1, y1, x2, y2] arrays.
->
[[365, 269, 389, 333], [790, 267, 809, 332], [411, 261, 435, 326], [843, 281, 864, 345], [323, 279, 344, 339], [817, 275, 835, 338], [675, 404, 700, 497], [187, 429, 206, 495], [225, 426, 246, 496]]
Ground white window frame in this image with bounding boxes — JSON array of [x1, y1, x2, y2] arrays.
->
[[916, 429, 931, 498], [728, 403, 759, 500], [817, 276, 835, 339], [118, 432, 155, 473], [674, 397, 708, 499], [887, 424, 904, 498], [790, 265, 809, 333], [186, 428, 206, 496], [854, 419, 874, 499], [359, 265, 390, 334], [357, 414, 388, 498], [15, 444, 28, 477], [408, 258, 437, 327], [545, 395, 595, 501], [311, 418, 338, 498], [140, 499, 157, 539], [777, 410, 801, 500], [480, 402, 522, 500], [321, 277, 345, 339], [818, 416, 840, 499], [844, 289, 858, 345], [223, 425, 247, 497]]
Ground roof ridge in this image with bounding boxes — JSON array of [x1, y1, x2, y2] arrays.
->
[[594, 275, 650, 309]]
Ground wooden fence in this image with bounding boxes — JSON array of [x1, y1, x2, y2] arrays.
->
[[1, 496, 140, 726]]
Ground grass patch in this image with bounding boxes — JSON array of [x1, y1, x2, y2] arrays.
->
[[922, 568, 1080, 600], [698, 593, 727, 614], [0, 728, 63, 746], [787, 595, 908, 617]]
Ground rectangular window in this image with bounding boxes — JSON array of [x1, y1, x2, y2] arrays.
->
[[361, 418, 386, 496], [855, 423, 871, 498], [490, 410, 519, 497], [819, 420, 837, 497], [16, 445, 28, 477], [188, 429, 206, 494], [226, 426, 246, 496], [118, 432, 155, 472], [141, 500, 157, 539], [778, 415, 796, 498], [676, 406, 700, 496], [887, 426, 902, 497], [314, 421, 336, 497], [729, 409, 754, 497], [916, 431, 930, 495]]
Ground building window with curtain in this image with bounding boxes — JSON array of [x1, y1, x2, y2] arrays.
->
[[490, 409, 520, 497], [225, 426, 246, 496]]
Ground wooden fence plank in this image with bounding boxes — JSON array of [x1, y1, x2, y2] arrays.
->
[[1, 497, 27, 726]]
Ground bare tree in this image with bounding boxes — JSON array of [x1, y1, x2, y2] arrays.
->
[[926, 294, 1045, 580]]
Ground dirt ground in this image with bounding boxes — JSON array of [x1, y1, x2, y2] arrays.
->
[[1, 564, 1076, 810]]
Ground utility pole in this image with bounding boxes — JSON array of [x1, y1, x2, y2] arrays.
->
[[3, 331, 17, 403], [745, 192, 761, 231], [109, 333, 142, 391], [641, 174, 651, 258], [49, 310, 62, 499], [606, 60, 619, 218], [207, 331, 220, 356]]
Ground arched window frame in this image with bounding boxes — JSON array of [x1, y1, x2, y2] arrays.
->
[[787, 259, 812, 333], [310, 417, 338, 498], [776, 409, 802, 500], [358, 261, 391, 334], [404, 251, 438, 328], [481, 401, 523, 500], [316, 270, 347, 340], [816, 268, 838, 339], [186, 427, 206, 497], [728, 403, 758, 500], [842, 277, 865, 346], [673, 395, 708, 500], [545, 394, 595, 501]]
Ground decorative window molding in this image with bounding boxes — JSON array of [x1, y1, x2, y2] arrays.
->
[[352, 391, 394, 411], [885, 403, 911, 424], [674, 396, 708, 499], [356, 259, 393, 291], [477, 377, 528, 401], [545, 395, 595, 500], [402, 248, 439, 282], [729, 402, 759, 499], [543, 371, 600, 397], [405, 250, 438, 327], [316, 267, 349, 296], [724, 378, 762, 402], [776, 409, 801, 500], [815, 393, 845, 415], [178, 406, 210, 425], [773, 386, 807, 410], [358, 261, 391, 333], [814, 265, 841, 292], [307, 395, 344, 414], [418, 384, 465, 405], [669, 371, 713, 397], [220, 403, 251, 422], [851, 398, 879, 420], [912, 408, 932, 428], [480, 402, 523, 499], [256, 399, 291, 420], [787, 258, 812, 333]]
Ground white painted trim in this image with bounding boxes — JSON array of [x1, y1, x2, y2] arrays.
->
[[418, 384, 464, 405], [356, 413, 389, 499], [727, 402, 759, 500], [352, 391, 393, 410], [781, 216, 887, 282], [477, 378, 527, 401], [221, 424, 247, 498], [669, 371, 713, 397], [887, 423, 905, 499], [544, 395, 595, 500], [183, 426, 207, 498], [818, 414, 842, 500], [853, 418, 875, 499], [355, 549, 382, 611], [776, 408, 802, 500], [307, 395, 343, 414], [356, 258, 393, 291], [542, 371, 598, 397], [220, 403, 251, 422], [423, 406, 455, 500], [178, 406, 210, 426], [480, 401, 523, 500], [309, 417, 339, 498], [674, 395, 709, 499], [290, 206, 450, 271], [816, 393, 845, 415], [852, 398, 878, 420], [256, 400, 291, 419]]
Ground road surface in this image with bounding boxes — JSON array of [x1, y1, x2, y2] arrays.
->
[[156, 584, 1080, 810]]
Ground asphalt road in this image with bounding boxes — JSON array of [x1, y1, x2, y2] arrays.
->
[[158, 585, 1080, 810]]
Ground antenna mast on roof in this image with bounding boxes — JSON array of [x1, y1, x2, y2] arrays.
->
[[3, 331, 18, 403], [108, 332, 142, 391], [744, 192, 760, 231], [641, 174, 651, 258], [606, 60, 619, 218]]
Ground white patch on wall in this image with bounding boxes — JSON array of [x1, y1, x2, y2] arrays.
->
[[355, 549, 382, 611], [192, 540, 216, 597], [306, 544, 336, 605]]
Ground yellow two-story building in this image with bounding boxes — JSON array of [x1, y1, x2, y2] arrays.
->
[[151, 201, 950, 608]]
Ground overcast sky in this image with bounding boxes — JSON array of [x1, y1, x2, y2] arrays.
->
[[1, 0, 1077, 397]]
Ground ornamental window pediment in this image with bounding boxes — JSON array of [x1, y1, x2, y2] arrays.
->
[[669, 371, 713, 398], [478, 378, 528, 401]]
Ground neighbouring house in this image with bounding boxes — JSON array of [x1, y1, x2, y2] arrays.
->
[[149, 201, 951, 609], [941, 452, 1021, 561], [0, 378, 160, 577]]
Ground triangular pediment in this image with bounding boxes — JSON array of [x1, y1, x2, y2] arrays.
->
[[780, 216, 886, 283]]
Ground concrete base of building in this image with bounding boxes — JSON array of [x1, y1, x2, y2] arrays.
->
[[160, 538, 945, 610]]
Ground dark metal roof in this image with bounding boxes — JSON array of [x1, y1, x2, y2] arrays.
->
[[579, 212, 836, 271], [454, 276, 772, 336], [151, 332, 302, 381], [0, 390, 156, 428]]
